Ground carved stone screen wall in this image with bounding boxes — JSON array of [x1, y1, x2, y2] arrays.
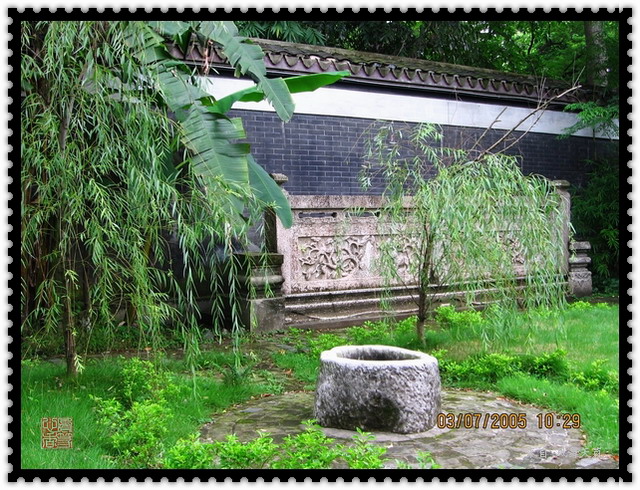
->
[[267, 183, 574, 329], [171, 39, 607, 329]]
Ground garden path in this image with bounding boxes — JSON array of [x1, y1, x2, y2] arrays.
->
[[199, 389, 618, 470]]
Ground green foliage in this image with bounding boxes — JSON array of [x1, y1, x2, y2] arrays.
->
[[435, 306, 485, 330], [569, 359, 619, 394], [271, 420, 341, 469], [347, 320, 394, 345], [271, 351, 320, 387], [237, 21, 326, 45], [519, 349, 570, 379], [360, 121, 568, 343], [91, 357, 180, 467], [166, 420, 388, 469], [272, 21, 618, 89], [436, 347, 616, 397], [214, 432, 278, 469], [21, 21, 348, 375], [435, 305, 486, 342], [341, 428, 388, 469], [396, 451, 442, 469], [562, 101, 619, 139], [570, 158, 620, 290], [308, 333, 345, 357], [163, 433, 216, 469], [109, 400, 171, 468], [121, 357, 179, 404]]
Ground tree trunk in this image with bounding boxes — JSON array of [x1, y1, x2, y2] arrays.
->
[[63, 312, 78, 377], [584, 21, 608, 87], [416, 230, 434, 346]]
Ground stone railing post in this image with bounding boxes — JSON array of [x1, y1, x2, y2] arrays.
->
[[264, 173, 289, 254], [235, 252, 285, 332], [568, 241, 593, 297], [551, 179, 571, 276]]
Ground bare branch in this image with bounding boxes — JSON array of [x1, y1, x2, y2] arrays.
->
[[473, 84, 582, 161]]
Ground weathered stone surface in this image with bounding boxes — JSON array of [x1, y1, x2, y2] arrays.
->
[[199, 390, 619, 470], [569, 240, 593, 297], [314, 345, 441, 434]]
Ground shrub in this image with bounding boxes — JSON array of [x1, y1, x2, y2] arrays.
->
[[91, 357, 180, 468], [347, 320, 394, 345], [396, 451, 442, 469], [568, 300, 593, 311], [341, 428, 388, 469], [437, 349, 571, 386], [519, 349, 570, 379], [163, 433, 216, 469], [569, 359, 619, 394], [308, 334, 346, 357], [570, 158, 619, 292], [435, 305, 485, 331], [213, 433, 278, 469], [109, 400, 171, 468], [271, 420, 341, 469]]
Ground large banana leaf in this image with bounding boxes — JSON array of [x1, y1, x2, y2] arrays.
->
[[206, 71, 350, 115], [181, 104, 251, 187], [247, 155, 292, 228], [197, 21, 295, 121], [155, 62, 212, 113]]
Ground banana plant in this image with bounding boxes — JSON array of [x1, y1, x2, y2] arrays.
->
[[126, 20, 349, 229]]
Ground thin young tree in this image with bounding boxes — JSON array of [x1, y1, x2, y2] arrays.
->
[[360, 122, 568, 345]]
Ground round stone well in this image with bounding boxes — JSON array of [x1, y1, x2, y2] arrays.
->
[[314, 345, 441, 434]]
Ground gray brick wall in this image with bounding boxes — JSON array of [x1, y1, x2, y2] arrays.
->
[[231, 109, 614, 195]]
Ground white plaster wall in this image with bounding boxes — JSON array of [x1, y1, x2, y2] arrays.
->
[[199, 76, 617, 140]]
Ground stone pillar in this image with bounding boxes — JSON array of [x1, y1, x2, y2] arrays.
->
[[235, 252, 285, 333], [568, 241, 593, 297], [551, 180, 571, 275], [265, 173, 289, 254]]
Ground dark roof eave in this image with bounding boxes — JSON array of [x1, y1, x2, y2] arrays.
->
[[198, 61, 571, 108], [171, 41, 587, 107]]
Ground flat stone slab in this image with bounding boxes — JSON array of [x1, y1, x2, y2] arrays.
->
[[199, 390, 618, 470]]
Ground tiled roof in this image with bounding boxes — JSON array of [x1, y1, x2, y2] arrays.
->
[[170, 38, 586, 106]]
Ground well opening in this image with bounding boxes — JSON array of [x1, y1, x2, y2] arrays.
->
[[336, 346, 421, 361]]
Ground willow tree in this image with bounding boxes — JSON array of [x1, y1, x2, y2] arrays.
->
[[20, 20, 346, 376], [360, 123, 568, 344]]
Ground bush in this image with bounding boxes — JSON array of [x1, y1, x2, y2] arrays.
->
[[109, 400, 171, 468], [435, 305, 485, 331], [271, 420, 342, 469], [341, 428, 388, 469], [166, 420, 390, 469], [91, 357, 180, 468], [308, 333, 346, 357], [570, 158, 619, 292], [569, 359, 619, 394], [163, 433, 216, 469], [519, 349, 570, 379], [214, 432, 278, 469]]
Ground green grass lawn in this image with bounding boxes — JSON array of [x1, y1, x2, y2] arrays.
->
[[20, 352, 283, 469], [21, 302, 620, 468], [273, 302, 621, 454]]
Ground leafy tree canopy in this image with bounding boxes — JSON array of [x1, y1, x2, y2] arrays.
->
[[238, 20, 620, 92]]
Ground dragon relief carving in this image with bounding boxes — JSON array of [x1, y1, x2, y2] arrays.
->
[[298, 236, 372, 281]]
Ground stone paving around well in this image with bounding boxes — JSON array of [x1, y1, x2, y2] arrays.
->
[[199, 389, 618, 470]]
